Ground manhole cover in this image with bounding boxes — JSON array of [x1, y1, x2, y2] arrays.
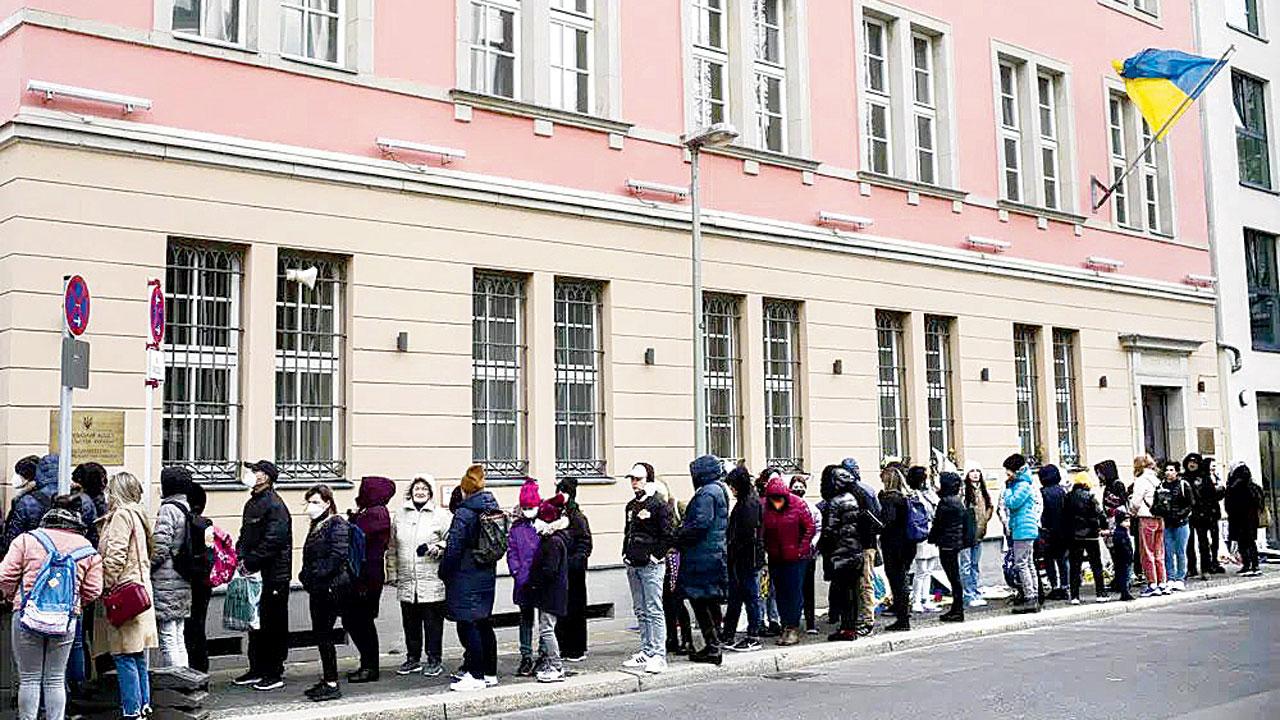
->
[[762, 671, 823, 681]]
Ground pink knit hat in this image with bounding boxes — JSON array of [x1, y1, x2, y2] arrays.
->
[[518, 478, 542, 509]]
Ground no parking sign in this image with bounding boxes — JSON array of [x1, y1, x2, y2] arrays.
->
[[64, 275, 90, 336]]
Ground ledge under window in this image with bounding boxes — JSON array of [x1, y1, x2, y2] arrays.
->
[[705, 144, 820, 173], [1241, 180, 1279, 196], [449, 89, 633, 136], [857, 171, 968, 201], [172, 30, 253, 54], [997, 199, 1088, 225]]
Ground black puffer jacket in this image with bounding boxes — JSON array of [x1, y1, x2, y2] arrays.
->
[[237, 487, 294, 587], [1159, 478, 1195, 529], [1183, 453, 1222, 526], [824, 468, 865, 572], [623, 488, 672, 567], [1064, 484, 1106, 540], [927, 473, 967, 552], [877, 489, 911, 556], [556, 478, 594, 571], [1038, 464, 1069, 547], [299, 514, 351, 595], [725, 469, 764, 572]]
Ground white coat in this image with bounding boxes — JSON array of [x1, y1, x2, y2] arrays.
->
[[386, 500, 450, 604]]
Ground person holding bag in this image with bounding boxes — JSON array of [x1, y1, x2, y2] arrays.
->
[[97, 471, 159, 720]]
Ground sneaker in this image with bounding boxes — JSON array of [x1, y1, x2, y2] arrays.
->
[[563, 654, 587, 663], [827, 629, 857, 641], [1120, 594, 1135, 602], [884, 620, 910, 632], [966, 598, 989, 609], [1047, 588, 1069, 601], [1140, 586, 1160, 598], [805, 628, 819, 635], [309, 683, 341, 703], [729, 637, 762, 652], [516, 657, 536, 677], [910, 601, 924, 614], [397, 660, 423, 676], [450, 674, 486, 693], [856, 625, 874, 638], [303, 681, 328, 698], [622, 652, 649, 669], [938, 612, 964, 623], [253, 677, 285, 692], [233, 672, 263, 687], [484, 675, 498, 687], [1096, 595, 1112, 603], [1170, 580, 1185, 592], [536, 667, 566, 683], [449, 668, 466, 682], [1159, 585, 1173, 596], [1069, 598, 1081, 605], [643, 655, 668, 674], [1237, 567, 1253, 576], [423, 661, 444, 678], [762, 622, 782, 637]]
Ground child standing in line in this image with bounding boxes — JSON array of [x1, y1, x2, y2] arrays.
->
[[507, 479, 543, 677], [1107, 510, 1136, 602]]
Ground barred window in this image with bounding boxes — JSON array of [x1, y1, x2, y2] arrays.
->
[[555, 279, 606, 478], [925, 316, 955, 460], [876, 310, 909, 461], [163, 241, 243, 483], [1053, 329, 1081, 466], [275, 253, 345, 480], [1013, 324, 1042, 459], [473, 272, 528, 478], [703, 293, 743, 462], [764, 299, 802, 472]]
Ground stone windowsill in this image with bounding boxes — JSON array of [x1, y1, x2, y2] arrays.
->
[[997, 199, 1089, 226], [856, 171, 969, 201], [449, 89, 633, 136], [704, 143, 821, 173]]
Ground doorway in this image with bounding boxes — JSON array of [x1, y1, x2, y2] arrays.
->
[[1142, 385, 1186, 462], [1258, 393, 1280, 549]]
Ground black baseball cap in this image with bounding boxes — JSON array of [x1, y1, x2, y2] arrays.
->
[[244, 460, 279, 483]]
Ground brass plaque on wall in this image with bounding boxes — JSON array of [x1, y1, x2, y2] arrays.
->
[[48, 410, 126, 466]]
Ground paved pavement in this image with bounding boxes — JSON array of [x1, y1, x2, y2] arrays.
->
[[493, 586, 1280, 720]]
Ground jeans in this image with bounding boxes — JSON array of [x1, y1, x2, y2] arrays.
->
[[759, 567, 780, 624], [67, 618, 86, 685], [958, 543, 983, 603], [185, 582, 211, 672], [1138, 517, 1168, 585], [400, 601, 446, 665], [457, 618, 497, 679], [1069, 539, 1107, 600], [248, 582, 290, 681], [626, 561, 667, 657], [722, 560, 762, 641], [1163, 523, 1190, 582], [345, 589, 382, 672], [113, 652, 151, 717], [801, 559, 817, 631], [309, 590, 343, 683], [157, 619, 189, 668], [1011, 540, 1038, 605], [769, 560, 805, 628], [14, 621, 74, 720], [537, 611, 561, 670], [1044, 543, 1070, 591]]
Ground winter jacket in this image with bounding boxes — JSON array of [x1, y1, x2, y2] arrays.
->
[[96, 505, 158, 655], [1129, 469, 1161, 519], [2, 456, 58, 555], [913, 488, 941, 560], [350, 477, 395, 594], [761, 478, 817, 564], [1187, 473, 1224, 527], [151, 494, 192, 621], [1111, 523, 1134, 565], [1064, 484, 1106, 541], [839, 463, 882, 551], [877, 490, 912, 556], [439, 490, 501, 622], [963, 464, 994, 540], [1003, 470, 1039, 542], [726, 487, 764, 572], [1158, 478, 1194, 529], [0, 527, 103, 615], [388, 500, 449, 605], [823, 469, 866, 571], [928, 474, 967, 552], [564, 502, 593, 572], [526, 518, 570, 617], [623, 487, 672, 567], [507, 517, 539, 607], [1038, 466, 1069, 547], [71, 492, 99, 549], [675, 475, 729, 601], [299, 514, 352, 596], [1102, 479, 1129, 518], [236, 487, 293, 587], [1224, 465, 1264, 543]]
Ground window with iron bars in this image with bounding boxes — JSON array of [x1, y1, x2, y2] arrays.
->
[[163, 241, 243, 483], [555, 279, 606, 478], [274, 252, 346, 480], [704, 293, 743, 462], [473, 272, 528, 478], [1053, 329, 1081, 466], [1013, 324, 1042, 460], [764, 299, 802, 472], [924, 315, 955, 461], [876, 310, 910, 462]]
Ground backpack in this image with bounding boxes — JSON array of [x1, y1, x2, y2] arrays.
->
[[348, 522, 367, 580], [207, 525, 238, 588], [1150, 486, 1174, 520], [905, 495, 931, 543], [19, 530, 97, 637], [161, 500, 200, 582], [473, 511, 511, 566]]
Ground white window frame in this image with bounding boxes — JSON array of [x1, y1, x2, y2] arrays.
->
[[752, 0, 787, 153], [1052, 328, 1081, 467], [473, 272, 529, 478], [992, 44, 1077, 213], [691, 0, 729, 128], [554, 278, 607, 479], [466, 0, 521, 99], [763, 299, 803, 472], [1227, 0, 1263, 37], [999, 61, 1023, 202], [862, 17, 892, 174], [924, 315, 955, 460], [549, 0, 594, 113], [172, 0, 247, 47], [1108, 93, 1130, 227], [1038, 73, 1060, 210], [1105, 84, 1174, 235], [1013, 324, 1042, 460], [912, 33, 937, 185], [280, 0, 343, 66]]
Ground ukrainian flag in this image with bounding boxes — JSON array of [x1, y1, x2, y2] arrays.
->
[[1113, 49, 1228, 140]]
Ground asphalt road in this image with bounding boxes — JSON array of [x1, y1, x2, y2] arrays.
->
[[495, 587, 1280, 720]]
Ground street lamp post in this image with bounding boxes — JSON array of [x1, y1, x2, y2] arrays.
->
[[682, 123, 739, 458]]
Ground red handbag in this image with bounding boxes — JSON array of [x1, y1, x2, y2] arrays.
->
[[104, 582, 151, 627]]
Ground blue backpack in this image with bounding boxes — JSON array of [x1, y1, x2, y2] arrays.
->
[[19, 530, 97, 637], [347, 522, 366, 580], [905, 496, 931, 543]]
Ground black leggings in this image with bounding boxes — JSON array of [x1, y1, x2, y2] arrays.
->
[[185, 583, 211, 673], [802, 560, 816, 630], [664, 574, 693, 648], [345, 590, 382, 672], [309, 590, 343, 683], [1239, 536, 1260, 572], [1069, 539, 1106, 600], [882, 543, 916, 622], [689, 598, 723, 650], [939, 549, 963, 616], [832, 564, 863, 630]]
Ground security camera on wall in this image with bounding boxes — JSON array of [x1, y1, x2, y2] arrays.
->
[[285, 266, 318, 290]]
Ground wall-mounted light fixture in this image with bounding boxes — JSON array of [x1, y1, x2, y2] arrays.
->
[[626, 179, 689, 201], [1085, 255, 1125, 272], [1099, 375, 1109, 389], [817, 211, 874, 230], [966, 235, 1011, 252], [980, 367, 990, 382], [27, 79, 153, 114], [376, 137, 467, 164], [644, 348, 655, 365], [1197, 379, 1206, 393], [832, 359, 843, 375], [396, 332, 410, 352]]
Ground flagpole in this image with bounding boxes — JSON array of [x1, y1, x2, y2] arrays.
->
[[1091, 45, 1236, 212]]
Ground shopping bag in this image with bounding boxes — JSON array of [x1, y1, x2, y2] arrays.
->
[[871, 566, 890, 610], [222, 573, 263, 632]]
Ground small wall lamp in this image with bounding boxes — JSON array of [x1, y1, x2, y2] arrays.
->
[[644, 348, 655, 365], [980, 367, 990, 382], [833, 359, 843, 375], [396, 332, 410, 352], [1099, 375, 1108, 389]]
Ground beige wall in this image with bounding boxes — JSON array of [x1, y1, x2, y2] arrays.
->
[[0, 141, 1222, 567]]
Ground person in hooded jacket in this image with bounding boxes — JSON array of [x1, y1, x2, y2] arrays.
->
[[824, 467, 867, 639], [1183, 453, 1225, 578], [815, 466, 843, 629], [440, 465, 501, 692], [345, 476, 395, 683], [4, 455, 50, 556], [762, 473, 816, 647], [657, 480, 695, 656], [554, 476, 593, 663], [152, 466, 194, 668], [720, 466, 763, 653], [388, 475, 450, 678], [877, 464, 915, 631], [621, 463, 672, 672], [71, 462, 106, 549], [234, 460, 293, 692], [1064, 470, 1109, 604], [841, 458, 881, 634], [677, 455, 730, 665], [906, 466, 940, 613], [1224, 463, 1264, 576], [755, 468, 783, 637], [526, 495, 571, 683], [183, 482, 214, 672], [959, 461, 992, 609], [1038, 464, 1070, 600], [299, 484, 352, 703], [508, 478, 543, 676], [928, 472, 968, 622], [1095, 459, 1131, 594], [1003, 454, 1041, 614]]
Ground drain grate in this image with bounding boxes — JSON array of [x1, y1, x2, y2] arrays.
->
[[761, 671, 824, 681]]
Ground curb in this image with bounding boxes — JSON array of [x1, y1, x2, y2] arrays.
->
[[215, 576, 1280, 720]]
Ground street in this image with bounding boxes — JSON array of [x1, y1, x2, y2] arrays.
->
[[495, 588, 1280, 720]]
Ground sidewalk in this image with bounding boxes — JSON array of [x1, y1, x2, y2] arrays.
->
[[206, 567, 1279, 720]]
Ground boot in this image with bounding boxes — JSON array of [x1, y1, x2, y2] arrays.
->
[[884, 619, 910, 632], [776, 627, 800, 646]]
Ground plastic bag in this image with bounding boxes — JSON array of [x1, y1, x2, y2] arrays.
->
[[871, 566, 889, 611], [222, 573, 263, 632]]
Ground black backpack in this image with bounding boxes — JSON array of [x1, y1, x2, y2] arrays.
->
[[162, 500, 203, 583]]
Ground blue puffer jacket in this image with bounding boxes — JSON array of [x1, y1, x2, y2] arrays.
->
[[676, 467, 729, 602], [439, 491, 501, 622], [2, 455, 59, 553], [1003, 470, 1039, 542]]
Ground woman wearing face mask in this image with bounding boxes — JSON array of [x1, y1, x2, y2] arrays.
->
[[298, 484, 352, 703], [387, 475, 450, 678], [506, 479, 542, 677], [789, 475, 822, 635], [761, 471, 816, 647]]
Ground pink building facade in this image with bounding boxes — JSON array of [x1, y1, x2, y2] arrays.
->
[[0, 1, 1223, 554]]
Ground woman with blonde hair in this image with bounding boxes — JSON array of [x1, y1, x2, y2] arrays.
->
[[97, 471, 159, 719], [1128, 454, 1168, 596]]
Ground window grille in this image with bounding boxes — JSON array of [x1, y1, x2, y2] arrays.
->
[[704, 293, 743, 462], [876, 310, 909, 461], [555, 279, 606, 478], [473, 272, 528, 477], [1053, 329, 1081, 466], [925, 316, 955, 460], [764, 299, 802, 472], [1013, 324, 1042, 459]]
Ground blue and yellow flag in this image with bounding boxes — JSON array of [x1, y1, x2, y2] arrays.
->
[[1112, 49, 1227, 140]]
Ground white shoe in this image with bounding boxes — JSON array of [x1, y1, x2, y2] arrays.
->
[[644, 655, 667, 674], [1174, 580, 1186, 591], [450, 674, 486, 692], [622, 652, 648, 669], [966, 598, 988, 609], [1069, 598, 1081, 605], [910, 601, 924, 613], [536, 667, 566, 683], [484, 675, 498, 687]]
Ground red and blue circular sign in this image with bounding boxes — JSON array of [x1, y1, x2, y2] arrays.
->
[[64, 275, 90, 336], [148, 282, 165, 346]]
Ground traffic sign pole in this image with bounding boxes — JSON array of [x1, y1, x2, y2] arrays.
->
[[144, 278, 165, 504], [58, 276, 74, 495]]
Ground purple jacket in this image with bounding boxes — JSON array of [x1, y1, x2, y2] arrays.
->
[[507, 517, 539, 606], [351, 476, 396, 594]]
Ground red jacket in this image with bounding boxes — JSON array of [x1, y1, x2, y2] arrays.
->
[[761, 478, 816, 564]]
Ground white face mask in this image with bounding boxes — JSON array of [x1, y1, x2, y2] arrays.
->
[[242, 469, 258, 489], [306, 501, 327, 520], [522, 508, 538, 519], [10, 473, 27, 490]]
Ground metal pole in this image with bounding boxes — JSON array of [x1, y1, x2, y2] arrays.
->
[[58, 275, 73, 496], [691, 146, 707, 458], [144, 382, 154, 504]]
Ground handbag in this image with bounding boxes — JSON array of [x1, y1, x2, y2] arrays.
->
[[103, 582, 151, 627], [1260, 502, 1273, 530]]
